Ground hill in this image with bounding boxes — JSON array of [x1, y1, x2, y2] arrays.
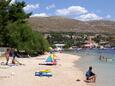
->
[[28, 16, 115, 34]]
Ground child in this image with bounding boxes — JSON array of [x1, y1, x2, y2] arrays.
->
[[85, 66, 96, 83]]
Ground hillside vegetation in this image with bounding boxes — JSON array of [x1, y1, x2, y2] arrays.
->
[[28, 16, 115, 34]]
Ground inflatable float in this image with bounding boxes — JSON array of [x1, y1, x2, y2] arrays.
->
[[35, 69, 53, 77], [35, 72, 52, 77]]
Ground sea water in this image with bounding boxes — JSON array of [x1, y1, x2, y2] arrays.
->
[[66, 48, 115, 86]]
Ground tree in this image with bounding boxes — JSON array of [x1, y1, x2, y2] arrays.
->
[[93, 35, 102, 43], [0, 0, 10, 45], [0, 0, 31, 46], [8, 1, 31, 23], [6, 22, 33, 50], [0, 0, 50, 55], [33, 32, 50, 53]]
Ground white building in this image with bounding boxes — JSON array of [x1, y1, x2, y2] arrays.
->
[[54, 44, 65, 51]]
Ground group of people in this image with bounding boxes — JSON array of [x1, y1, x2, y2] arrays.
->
[[4, 48, 19, 65], [99, 55, 112, 62]]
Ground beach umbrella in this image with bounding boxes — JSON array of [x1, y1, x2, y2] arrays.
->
[[51, 54, 57, 59], [49, 47, 53, 50], [46, 56, 53, 62]]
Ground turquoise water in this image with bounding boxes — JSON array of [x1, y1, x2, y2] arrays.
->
[[66, 48, 115, 86]]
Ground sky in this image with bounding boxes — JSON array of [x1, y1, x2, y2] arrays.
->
[[11, 0, 115, 21]]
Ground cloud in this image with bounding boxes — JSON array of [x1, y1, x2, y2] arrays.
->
[[55, 5, 104, 21], [9, 0, 16, 4], [23, 4, 39, 12], [56, 6, 88, 15], [46, 4, 56, 10], [106, 14, 111, 19], [31, 13, 48, 17], [76, 13, 103, 21]]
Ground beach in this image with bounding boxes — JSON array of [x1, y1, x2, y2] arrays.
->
[[73, 49, 115, 86], [0, 53, 90, 86]]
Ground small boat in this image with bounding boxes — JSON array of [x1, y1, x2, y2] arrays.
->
[[76, 48, 82, 51], [112, 47, 115, 50]]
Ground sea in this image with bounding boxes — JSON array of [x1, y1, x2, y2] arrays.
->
[[65, 48, 115, 86]]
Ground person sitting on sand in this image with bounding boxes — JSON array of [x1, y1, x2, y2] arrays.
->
[[85, 66, 96, 83]]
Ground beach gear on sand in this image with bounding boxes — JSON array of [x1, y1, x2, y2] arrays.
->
[[39, 54, 57, 65], [0, 65, 10, 69], [0, 61, 25, 68], [35, 72, 52, 77], [39, 69, 50, 73], [39, 62, 56, 65], [50, 54, 57, 59], [46, 56, 53, 62], [0, 62, 16, 67], [35, 69, 52, 77]]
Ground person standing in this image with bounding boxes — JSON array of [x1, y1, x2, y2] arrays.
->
[[11, 48, 17, 64], [5, 48, 10, 65]]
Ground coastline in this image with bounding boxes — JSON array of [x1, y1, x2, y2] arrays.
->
[[0, 52, 89, 86]]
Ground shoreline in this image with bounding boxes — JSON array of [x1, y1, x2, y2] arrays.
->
[[0, 52, 89, 86]]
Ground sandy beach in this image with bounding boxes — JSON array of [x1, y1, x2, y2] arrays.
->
[[0, 53, 90, 86]]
